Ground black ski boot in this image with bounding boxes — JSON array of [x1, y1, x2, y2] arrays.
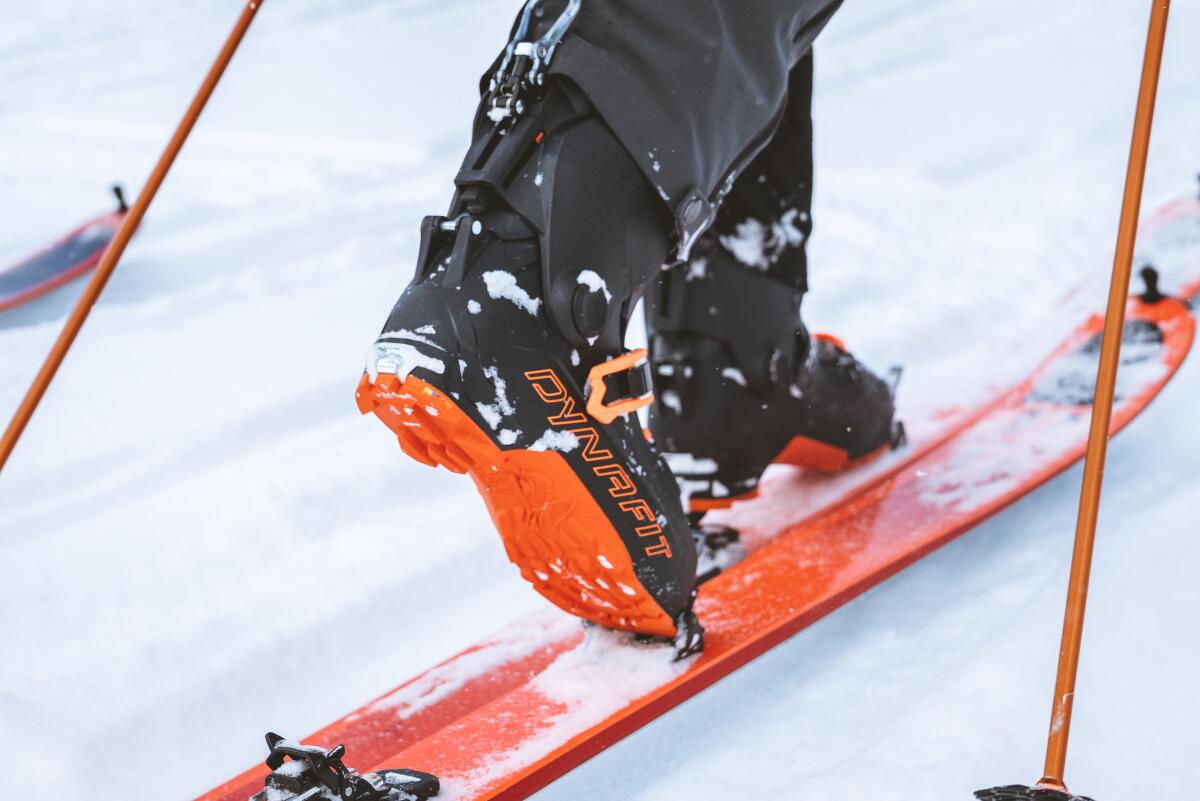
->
[[644, 51, 901, 517], [356, 11, 698, 642], [251, 733, 438, 801], [647, 238, 902, 515]]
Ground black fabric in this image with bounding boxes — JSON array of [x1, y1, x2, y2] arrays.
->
[[490, 0, 842, 255], [706, 53, 814, 291]]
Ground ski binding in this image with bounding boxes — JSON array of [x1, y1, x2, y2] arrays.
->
[[250, 732, 439, 801]]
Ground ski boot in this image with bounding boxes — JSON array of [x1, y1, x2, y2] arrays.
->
[[975, 786, 1094, 801], [647, 235, 903, 517], [355, 52, 699, 644], [251, 732, 439, 801]]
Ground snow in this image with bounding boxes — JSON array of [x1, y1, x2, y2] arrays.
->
[[575, 270, 613, 302], [1, 2, 1199, 801], [364, 612, 578, 720], [720, 218, 773, 270], [365, 340, 445, 382], [475, 365, 515, 431], [660, 390, 683, 414], [483, 269, 541, 316], [387, 773, 422, 785], [379, 328, 439, 348], [273, 758, 310, 779], [719, 366, 748, 387], [460, 627, 690, 795], [483, 366, 515, 414], [475, 402, 502, 430], [259, 783, 333, 801], [720, 208, 811, 271], [663, 452, 719, 476], [528, 430, 580, 454]]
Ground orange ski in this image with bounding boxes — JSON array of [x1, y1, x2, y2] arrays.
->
[[363, 286, 1194, 801], [197, 193, 1200, 801]]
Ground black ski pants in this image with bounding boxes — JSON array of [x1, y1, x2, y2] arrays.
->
[[519, 0, 841, 285]]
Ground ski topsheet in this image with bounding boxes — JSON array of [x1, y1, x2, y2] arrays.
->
[[195, 194, 1200, 801], [0, 191, 127, 313]]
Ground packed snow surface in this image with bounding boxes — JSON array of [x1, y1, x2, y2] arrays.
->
[[1, 2, 1199, 801], [462, 627, 690, 795]]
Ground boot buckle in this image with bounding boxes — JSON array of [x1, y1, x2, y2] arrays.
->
[[487, 0, 582, 126], [587, 349, 654, 424]]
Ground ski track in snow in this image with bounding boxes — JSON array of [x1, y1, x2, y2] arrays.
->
[[1, 2, 1198, 800]]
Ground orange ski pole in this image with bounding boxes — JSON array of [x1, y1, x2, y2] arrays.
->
[[1040, 0, 1170, 789], [0, 0, 266, 475], [977, 1, 1170, 799]]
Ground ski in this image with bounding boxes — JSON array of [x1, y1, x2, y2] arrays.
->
[[0, 186, 128, 313], [198, 192, 1200, 801], [191, 338, 982, 801]]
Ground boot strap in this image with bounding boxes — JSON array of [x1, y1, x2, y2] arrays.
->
[[587, 349, 654, 424]]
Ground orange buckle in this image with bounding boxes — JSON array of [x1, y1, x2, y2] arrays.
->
[[587, 349, 654, 425]]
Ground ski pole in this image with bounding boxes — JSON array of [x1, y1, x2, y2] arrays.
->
[[0, 0, 267, 475], [977, 1, 1170, 799]]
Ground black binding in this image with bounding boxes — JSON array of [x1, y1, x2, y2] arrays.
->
[[251, 732, 439, 801]]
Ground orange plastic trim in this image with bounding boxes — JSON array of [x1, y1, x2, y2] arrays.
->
[[812, 332, 847, 351], [774, 436, 890, 474], [688, 489, 759, 514], [774, 435, 852, 472], [587, 349, 653, 425]]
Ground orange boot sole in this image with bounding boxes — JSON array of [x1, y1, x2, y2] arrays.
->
[[356, 372, 677, 638]]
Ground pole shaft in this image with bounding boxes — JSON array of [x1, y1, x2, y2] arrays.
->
[[0, 0, 266, 474], [1040, 0, 1170, 788]]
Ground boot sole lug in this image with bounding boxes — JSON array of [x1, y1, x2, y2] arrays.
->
[[357, 372, 677, 637]]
